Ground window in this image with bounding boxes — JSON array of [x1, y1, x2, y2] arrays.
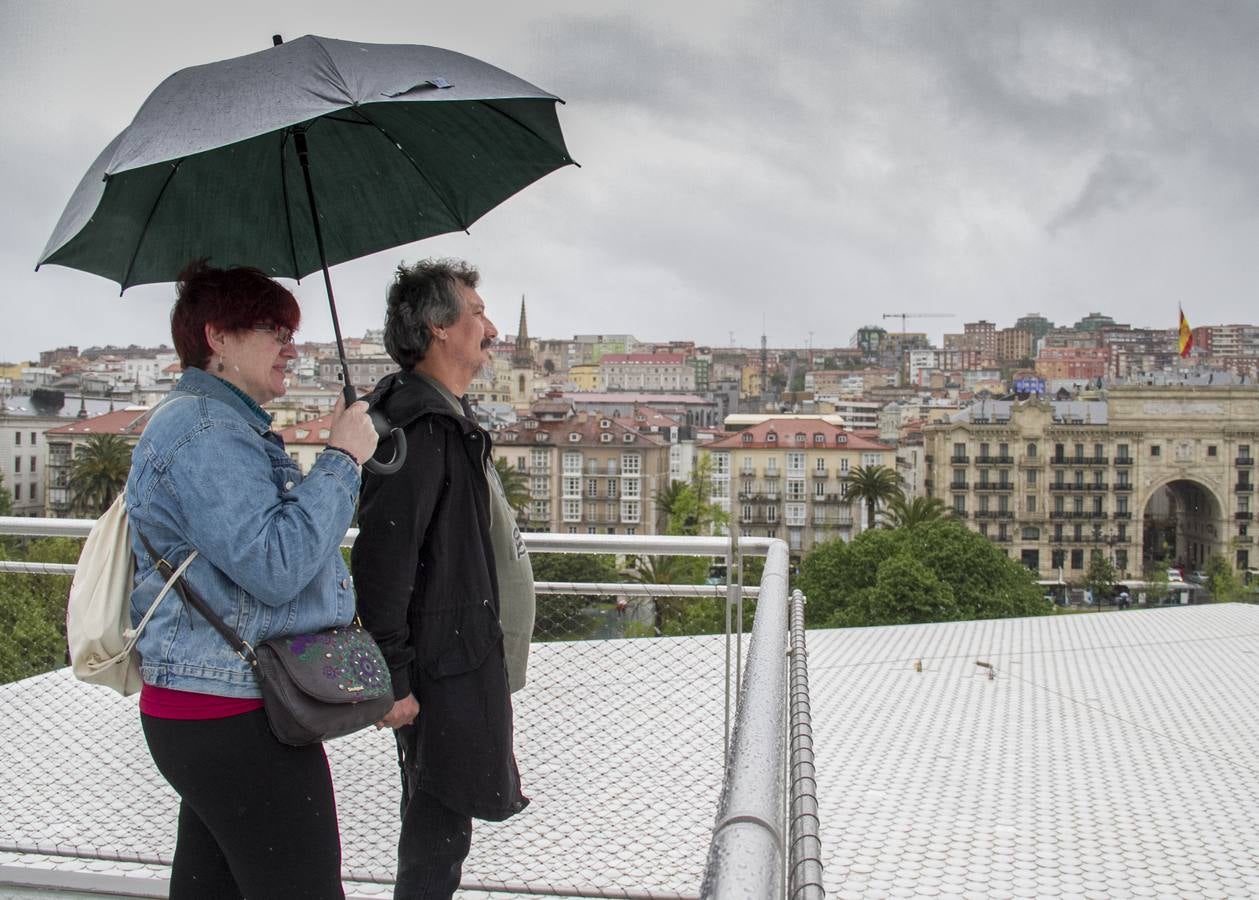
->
[[621, 480, 641, 499], [786, 452, 805, 473], [1117, 524, 1127, 541], [767, 432, 778, 443], [815, 457, 826, 474], [1054, 496, 1064, 514], [766, 506, 778, 523], [1115, 549, 1128, 571], [587, 479, 598, 497], [607, 478, 617, 497], [563, 450, 582, 473], [1117, 497, 1129, 514], [1027, 442, 1037, 457], [741, 433, 753, 443], [14, 432, 19, 446], [621, 453, 641, 475], [1073, 524, 1083, 541], [813, 433, 825, 445], [815, 481, 825, 498], [1051, 549, 1065, 569], [1026, 496, 1036, 512], [563, 477, 581, 496], [787, 480, 805, 501], [13, 484, 19, 501], [1070, 549, 1084, 569], [999, 443, 1009, 458], [1151, 445, 1161, 457], [1117, 443, 1129, 459], [1075, 443, 1084, 459], [953, 442, 966, 457], [1053, 524, 1063, 542], [1022, 526, 1040, 541], [742, 504, 754, 521], [13, 457, 19, 473], [710, 453, 728, 475], [1026, 469, 1037, 486], [29, 432, 35, 445], [1208, 445, 1217, 457], [953, 495, 966, 514], [979, 442, 990, 458], [515, 458, 526, 471], [1093, 443, 1104, 459], [785, 503, 806, 526], [563, 499, 581, 522]]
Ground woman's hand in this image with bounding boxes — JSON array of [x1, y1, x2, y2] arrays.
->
[[326, 394, 379, 466], [377, 693, 420, 729]]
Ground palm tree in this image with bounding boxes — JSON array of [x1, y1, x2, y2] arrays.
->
[[653, 479, 690, 532], [492, 457, 531, 517], [69, 435, 132, 516], [883, 495, 950, 529], [627, 554, 706, 635], [841, 464, 903, 531]]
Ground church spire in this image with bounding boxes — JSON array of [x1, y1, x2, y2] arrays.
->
[[513, 295, 533, 367]]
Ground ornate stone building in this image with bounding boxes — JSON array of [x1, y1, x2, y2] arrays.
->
[[922, 385, 1258, 580]]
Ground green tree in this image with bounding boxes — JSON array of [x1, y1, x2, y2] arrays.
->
[[69, 434, 132, 516], [492, 456, 530, 515], [1143, 559, 1171, 603], [529, 553, 619, 640], [1204, 553, 1243, 601], [653, 479, 690, 532], [1084, 550, 1118, 605], [883, 495, 950, 529], [0, 536, 81, 683], [840, 464, 903, 530], [627, 554, 707, 634], [798, 520, 1051, 628]]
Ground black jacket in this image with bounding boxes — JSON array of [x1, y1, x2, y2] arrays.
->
[[352, 371, 527, 821]]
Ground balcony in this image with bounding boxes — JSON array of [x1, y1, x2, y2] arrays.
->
[[1018, 455, 1043, 467], [1086, 483, 1109, 492], [975, 455, 1015, 465], [1237, 483, 1254, 493], [973, 482, 1015, 492], [811, 468, 828, 478], [1237, 512, 1255, 521], [763, 469, 781, 479], [1050, 511, 1091, 520], [1114, 483, 1133, 492], [1114, 456, 1134, 466], [949, 482, 969, 491], [1113, 511, 1132, 519], [1051, 456, 1109, 466], [950, 455, 970, 464], [1049, 484, 1078, 492], [1238, 457, 1255, 467], [974, 510, 1014, 520]]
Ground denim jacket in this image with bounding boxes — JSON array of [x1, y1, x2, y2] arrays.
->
[[127, 368, 360, 697]]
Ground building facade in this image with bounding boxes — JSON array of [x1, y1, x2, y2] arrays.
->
[[702, 418, 896, 557], [922, 385, 1259, 580]]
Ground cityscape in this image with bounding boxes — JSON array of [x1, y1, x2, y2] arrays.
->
[[3, 304, 1256, 587]]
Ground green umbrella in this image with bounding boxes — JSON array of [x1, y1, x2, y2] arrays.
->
[[39, 35, 576, 469]]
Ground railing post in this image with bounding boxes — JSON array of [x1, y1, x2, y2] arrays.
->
[[787, 590, 824, 899]]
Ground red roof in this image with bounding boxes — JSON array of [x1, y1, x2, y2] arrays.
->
[[274, 412, 336, 445], [46, 408, 151, 437], [705, 418, 893, 451]]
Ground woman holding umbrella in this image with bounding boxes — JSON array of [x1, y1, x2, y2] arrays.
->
[[125, 260, 378, 899]]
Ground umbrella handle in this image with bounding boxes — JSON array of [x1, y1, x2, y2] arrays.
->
[[346, 384, 408, 475]]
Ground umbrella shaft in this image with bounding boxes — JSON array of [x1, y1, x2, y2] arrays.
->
[[293, 127, 354, 401]]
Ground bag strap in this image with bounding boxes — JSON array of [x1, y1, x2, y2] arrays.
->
[[135, 530, 259, 669], [83, 545, 198, 674]]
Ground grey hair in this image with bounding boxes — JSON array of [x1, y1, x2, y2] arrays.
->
[[383, 258, 480, 370]]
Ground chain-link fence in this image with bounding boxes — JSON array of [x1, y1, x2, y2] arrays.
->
[[0, 520, 793, 898]]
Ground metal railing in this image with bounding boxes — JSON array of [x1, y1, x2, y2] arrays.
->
[[0, 515, 819, 898]]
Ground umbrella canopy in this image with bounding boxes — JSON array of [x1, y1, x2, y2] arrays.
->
[[38, 34, 575, 288]]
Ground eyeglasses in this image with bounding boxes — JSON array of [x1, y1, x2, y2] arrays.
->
[[251, 323, 296, 345]]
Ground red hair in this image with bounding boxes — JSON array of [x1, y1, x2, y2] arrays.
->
[[170, 260, 300, 369]]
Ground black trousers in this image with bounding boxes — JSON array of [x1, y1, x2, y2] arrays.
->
[[141, 709, 344, 900], [394, 722, 473, 900]]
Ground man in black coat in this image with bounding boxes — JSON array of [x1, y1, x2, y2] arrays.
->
[[352, 259, 531, 899]]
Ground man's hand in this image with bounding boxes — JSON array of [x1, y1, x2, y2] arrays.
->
[[378, 693, 420, 730]]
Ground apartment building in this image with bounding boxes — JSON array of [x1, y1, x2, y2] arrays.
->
[[702, 418, 896, 557], [494, 411, 669, 534], [599, 353, 695, 392], [44, 408, 152, 516], [922, 385, 1259, 580]]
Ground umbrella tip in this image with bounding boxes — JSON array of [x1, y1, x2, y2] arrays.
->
[[272, 34, 284, 46]]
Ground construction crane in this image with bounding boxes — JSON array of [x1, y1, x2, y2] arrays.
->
[[881, 312, 955, 387]]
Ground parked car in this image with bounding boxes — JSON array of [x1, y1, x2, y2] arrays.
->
[[1167, 568, 1184, 583], [1188, 571, 1208, 585]]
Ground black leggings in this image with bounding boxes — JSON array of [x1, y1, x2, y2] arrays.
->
[[141, 709, 344, 900]]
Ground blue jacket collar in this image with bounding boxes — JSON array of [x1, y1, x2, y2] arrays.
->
[[171, 367, 273, 431]]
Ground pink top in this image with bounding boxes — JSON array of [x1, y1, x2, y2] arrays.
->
[[139, 683, 264, 720]]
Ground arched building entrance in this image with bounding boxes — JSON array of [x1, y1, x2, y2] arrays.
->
[[1142, 479, 1223, 571]]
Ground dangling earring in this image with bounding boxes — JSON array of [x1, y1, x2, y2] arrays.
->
[[216, 357, 225, 373]]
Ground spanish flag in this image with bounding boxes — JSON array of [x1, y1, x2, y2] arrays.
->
[[1178, 306, 1193, 358]]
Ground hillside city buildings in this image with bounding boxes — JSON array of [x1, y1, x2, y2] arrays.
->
[[3, 304, 1258, 577]]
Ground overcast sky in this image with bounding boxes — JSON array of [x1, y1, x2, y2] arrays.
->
[[2, 0, 1257, 361]]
